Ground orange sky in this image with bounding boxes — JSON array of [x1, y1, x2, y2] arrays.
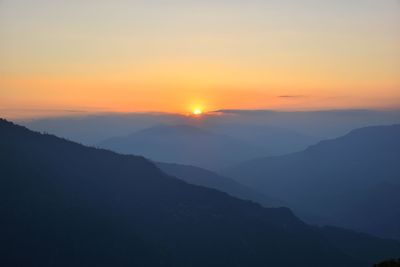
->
[[1, 1, 399, 119]]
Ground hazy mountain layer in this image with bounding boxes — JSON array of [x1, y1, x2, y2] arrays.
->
[[98, 124, 267, 169], [226, 125, 400, 239], [157, 162, 284, 207]]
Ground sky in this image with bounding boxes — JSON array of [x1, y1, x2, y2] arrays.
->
[[1, 0, 399, 119]]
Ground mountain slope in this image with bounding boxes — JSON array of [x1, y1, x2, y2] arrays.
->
[[0, 120, 340, 266], [157, 162, 284, 208], [2, 119, 399, 266], [97, 124, 266, 170], [225, 125, 400, 239]]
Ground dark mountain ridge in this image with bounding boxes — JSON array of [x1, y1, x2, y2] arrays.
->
[[1, 119, 400, 266]]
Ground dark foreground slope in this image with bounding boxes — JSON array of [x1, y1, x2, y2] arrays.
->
[[226, 125, 400, 240], [1, 119, 399, 266]]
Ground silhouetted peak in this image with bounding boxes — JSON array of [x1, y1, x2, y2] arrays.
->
[[0, 118, 17, 127], [0, 118, 39, 135], [345, 124, 400, 138], [306, 124, 400, 153]]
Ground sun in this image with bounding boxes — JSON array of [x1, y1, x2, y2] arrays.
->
[[192, 108, 203, 115]]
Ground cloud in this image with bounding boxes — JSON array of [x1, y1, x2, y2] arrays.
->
[[278, 95, 307, 98]]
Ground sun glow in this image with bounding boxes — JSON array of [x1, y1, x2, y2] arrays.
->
[[192, 108, 203, 115]]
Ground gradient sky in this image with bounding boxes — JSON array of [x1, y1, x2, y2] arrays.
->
[[1, 0, 399, 118]]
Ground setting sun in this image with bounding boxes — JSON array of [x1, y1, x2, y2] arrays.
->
[[192, 108, 203, 115]]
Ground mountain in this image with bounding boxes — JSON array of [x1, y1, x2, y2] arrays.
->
[[97, 124, 267, 170], [157, 162, 284, 208], [2, 118, 400, 266], [225, 125, 400, 239]]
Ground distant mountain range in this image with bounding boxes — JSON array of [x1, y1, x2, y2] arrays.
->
[[2, 118, 400, 266], [97, 124, 268, 169], [225, 124, 400, 240], [22, 109, 400, 145]]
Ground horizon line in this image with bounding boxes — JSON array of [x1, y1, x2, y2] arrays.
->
[[2, 107, 400, 122]]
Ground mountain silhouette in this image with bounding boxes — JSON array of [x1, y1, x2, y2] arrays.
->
[[97, 124, 267, 170], [225, 124, 400, 239], [2, 118, 399, 266], [1, 119, 400, 266]]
